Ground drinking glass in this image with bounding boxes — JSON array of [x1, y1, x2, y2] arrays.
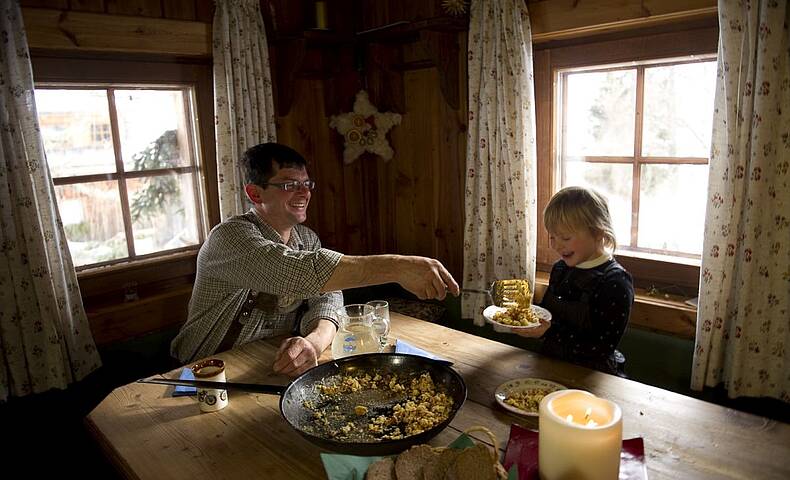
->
[[366, 300, 391, 350]]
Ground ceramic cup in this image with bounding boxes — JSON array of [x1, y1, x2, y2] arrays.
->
[[191, 358, 228, 413]]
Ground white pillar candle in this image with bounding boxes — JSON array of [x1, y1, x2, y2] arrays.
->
[[539, 389, 622, 480]]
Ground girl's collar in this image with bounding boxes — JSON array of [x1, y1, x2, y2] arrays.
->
[[575, 252, 612, 269]]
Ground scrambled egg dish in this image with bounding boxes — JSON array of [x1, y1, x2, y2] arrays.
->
[[307, 371, 453, 442], [492, 280, 539, 326], [504, 388, 552, 413]]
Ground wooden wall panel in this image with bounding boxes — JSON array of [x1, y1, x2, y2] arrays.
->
[[20, 0, 68, 8], [69, 0, 104, 12], [162, 0, 197, 21], [105, 0, 162, 17], [359, 0, 444, 31], [527, 0, 717, 43], [21, 0, 207, 21], [534, 48, 554, 269], [23, 8, 211, 56]]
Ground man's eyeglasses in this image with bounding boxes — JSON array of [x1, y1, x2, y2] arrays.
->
[[263, 179, 316, 192]]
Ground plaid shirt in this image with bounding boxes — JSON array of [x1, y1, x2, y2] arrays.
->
[[171, 210, 344, 363]]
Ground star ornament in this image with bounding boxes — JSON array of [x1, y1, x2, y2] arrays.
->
[[329, 90, 402, 164]]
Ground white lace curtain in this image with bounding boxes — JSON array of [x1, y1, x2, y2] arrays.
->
[[0, 1, 101, 402], [692, 0, 789, 401], [213, 0, 277, 219], [462, 0, 538, 325]]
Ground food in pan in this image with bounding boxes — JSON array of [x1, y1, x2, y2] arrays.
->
[[304, 371, 454, 443]]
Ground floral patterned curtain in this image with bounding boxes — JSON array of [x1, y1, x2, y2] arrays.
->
[[692, 0, 789, 402], [462, 0, 538, 325], [214, 0, 277, 219], [0, 1, 101, 402]]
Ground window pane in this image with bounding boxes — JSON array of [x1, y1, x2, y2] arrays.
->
[[35, 89, 117, 177], [642, 62, 717, 157], [127, 173, 200, 255], [638, 164, 708, 255], [55, 181, 129, 266], [563, 161, 633, 247], [564, 70, 636, 157], [114, 90, 192, 172]]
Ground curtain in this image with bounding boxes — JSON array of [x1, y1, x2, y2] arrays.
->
[[0, 1, 101, 402], [213, 0, 277, 219], [462, 0, 538, 325], [692, 0, 789, 401]]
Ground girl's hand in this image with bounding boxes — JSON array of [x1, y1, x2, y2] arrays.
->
[[514, 319, 551, 338]]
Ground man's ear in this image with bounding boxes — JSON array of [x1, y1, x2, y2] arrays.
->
[[244, 184, 262, 203]]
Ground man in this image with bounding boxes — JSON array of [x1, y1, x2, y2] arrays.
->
[[171, 143, 459, 376]]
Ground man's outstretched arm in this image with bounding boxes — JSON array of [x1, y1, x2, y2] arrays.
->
[[321, 254, 459, 300]]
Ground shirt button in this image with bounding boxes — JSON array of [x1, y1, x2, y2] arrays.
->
[[242, 311, 249, 316], [247, 299, 254, 304]]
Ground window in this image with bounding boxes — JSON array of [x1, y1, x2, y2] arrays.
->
[[35, 86, 206, 269], [91, 122, 111, 143], [555, 57, 717, 261]]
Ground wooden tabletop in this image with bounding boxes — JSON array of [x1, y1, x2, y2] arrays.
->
[[86, 313, 790, 479]]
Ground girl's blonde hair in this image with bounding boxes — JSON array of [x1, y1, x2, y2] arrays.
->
[[544, 186, 617, 251]]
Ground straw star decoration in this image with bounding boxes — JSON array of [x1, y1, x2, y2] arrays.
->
[[329, 90, 402, 164]]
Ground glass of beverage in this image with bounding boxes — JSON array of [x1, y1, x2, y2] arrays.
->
[[366, 300, 391, 350], [331, 304, 379, 359]]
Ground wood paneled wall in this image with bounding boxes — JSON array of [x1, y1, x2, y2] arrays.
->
[[21, 0, 214, 21], [273, 1, 467, 280]]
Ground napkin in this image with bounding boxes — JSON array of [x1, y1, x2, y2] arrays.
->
[[394, 339, 448, 362], [320, 433, 517, 480], [503, 424, 648, 480], [171, 367, 197, 397]]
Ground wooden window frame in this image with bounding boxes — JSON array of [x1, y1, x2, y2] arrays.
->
[[31, 52, 219, 300], [555, 56, 716, 260], [39, 84, 208, 270], [534, 24, 719, 293]]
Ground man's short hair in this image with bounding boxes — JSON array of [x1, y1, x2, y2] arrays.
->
[[242, 143, 307, 187]]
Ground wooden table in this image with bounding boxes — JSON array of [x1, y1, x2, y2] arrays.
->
[[86, 313, 790, 479]]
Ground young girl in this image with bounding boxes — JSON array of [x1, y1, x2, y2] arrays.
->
[[518, 186, 634, 375]]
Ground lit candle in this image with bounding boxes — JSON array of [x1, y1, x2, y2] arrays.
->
[[539, 389, 622, 480]]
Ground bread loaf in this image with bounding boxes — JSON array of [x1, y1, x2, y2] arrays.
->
[[366, 456, 396, 480]]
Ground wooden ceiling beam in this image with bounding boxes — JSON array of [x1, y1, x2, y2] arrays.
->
[[528, 0, 718, 44], [22, 7, 211, 57]]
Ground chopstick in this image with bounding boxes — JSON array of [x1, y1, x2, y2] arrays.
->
[[138, 377, 286, 395]]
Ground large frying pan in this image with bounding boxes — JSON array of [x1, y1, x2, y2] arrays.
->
[[140, 353, 467, 456]]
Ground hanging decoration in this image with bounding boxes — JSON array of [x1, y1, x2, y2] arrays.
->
[[329, 90, 402, 164], [441, 0, 468, 16]]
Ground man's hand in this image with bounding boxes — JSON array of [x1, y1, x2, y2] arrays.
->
[[514, 319, 551, 338], [273, 337, 319, 377], [396, 256, 460, 300]]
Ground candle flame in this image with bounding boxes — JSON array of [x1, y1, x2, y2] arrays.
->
[[584, 407, 592, 419], [566, 414, 574, 423], [586, 419, 598, 427]]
